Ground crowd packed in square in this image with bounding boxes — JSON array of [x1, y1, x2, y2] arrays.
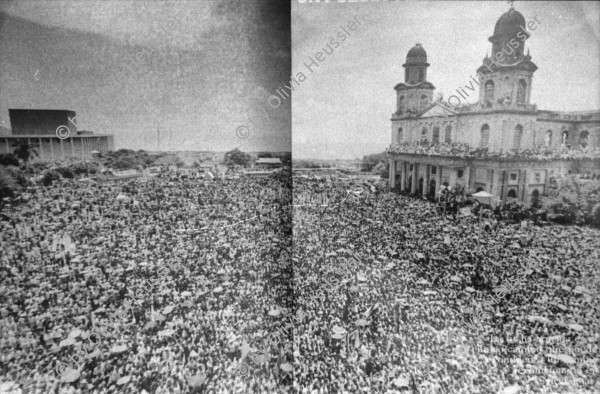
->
[[293, 178, 599, 393], [0, 171, 293, 394]]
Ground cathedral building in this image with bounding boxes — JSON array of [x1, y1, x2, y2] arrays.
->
[[387, 7, 600, 207]]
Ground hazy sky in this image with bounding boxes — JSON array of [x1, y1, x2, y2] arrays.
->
[[292, 1, 600, 160], [0, 0, 290, 152]]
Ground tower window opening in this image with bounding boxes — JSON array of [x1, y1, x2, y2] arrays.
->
[[419, 69, 424, 82], [517, 79, 527, 105], [484, 80, 494, 104], [398, 96, 406, 114]]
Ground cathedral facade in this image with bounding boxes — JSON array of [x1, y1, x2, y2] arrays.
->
[[387, 7, 600, 207]]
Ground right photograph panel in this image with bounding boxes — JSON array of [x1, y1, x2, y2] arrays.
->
[[292, 1, 600, 392]]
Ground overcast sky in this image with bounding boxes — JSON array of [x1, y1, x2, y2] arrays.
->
[[0, 0, 290, 152], [292, 1, 600, 160]]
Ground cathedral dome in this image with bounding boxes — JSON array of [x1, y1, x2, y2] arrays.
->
[[493, 8, 526, 37], [407, 44, 426, 59], [405, 43, 427, 65], [406, 43, 427, 63]]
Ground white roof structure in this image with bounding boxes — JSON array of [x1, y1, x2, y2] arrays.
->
[[256, 158, 282, 165]]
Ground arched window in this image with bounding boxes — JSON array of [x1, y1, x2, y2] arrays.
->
[[545, 130, 552, 147], [432, 126, 440, 143], [405, 68, 409, 82], [531, 189, 540, 208], [562, 130, 569, 145], [398, 96, 406, 114], [421, 127, 428, 143], [513, 124, 523, 150], [484, 80, 494, 103], [517, 79, 527, 104], [420, 95, 428, 108], [480, 124, 490, 148], [445, 125, 452, 143], [580, 130, 589, 147], [507, 189, 517, 198], [397, 127, 403, 143], [419, 69, 424, 82]]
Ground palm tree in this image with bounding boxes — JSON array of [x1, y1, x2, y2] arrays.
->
[[12, 140, 39, 168]]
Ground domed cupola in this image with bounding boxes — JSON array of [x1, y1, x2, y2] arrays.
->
[[476, 6, 538, 109], [492, 7, 527, 38], [405, 43, 428, 65], [394, 43, 435, 117], [403, 43, 430, 84], [488, 7, 529, 61]]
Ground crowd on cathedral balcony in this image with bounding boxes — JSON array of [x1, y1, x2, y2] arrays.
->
[[454, 102, 538, 113], [387, 141, 600, 161]]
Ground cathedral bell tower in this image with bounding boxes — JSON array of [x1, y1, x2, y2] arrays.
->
[[476, 6, 537, 109], [394, 43, 435, 117]]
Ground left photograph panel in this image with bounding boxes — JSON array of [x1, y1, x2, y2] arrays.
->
[[0, 0, 292, 393]]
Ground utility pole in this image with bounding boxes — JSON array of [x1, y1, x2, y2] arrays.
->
[[156, 125, 160, 152]]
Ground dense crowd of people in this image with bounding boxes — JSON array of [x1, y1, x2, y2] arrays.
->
[[293, 178, 599, 393], [387, 141, 600, 161], [0, 171, 293, 393], [1, 166, 598, 393]]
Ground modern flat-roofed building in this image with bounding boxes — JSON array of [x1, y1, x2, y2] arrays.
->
[[0, 109, 114, 162]]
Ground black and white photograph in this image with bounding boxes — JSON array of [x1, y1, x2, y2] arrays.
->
[[292, 1, 599, 393], [1, 0, 600, 393], [0, 0, 292, 393]]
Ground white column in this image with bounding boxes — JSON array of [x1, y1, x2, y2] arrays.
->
[[423, 164, 430, 197], [411, 163, 418, 193], [389, 159, 396, 188]]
